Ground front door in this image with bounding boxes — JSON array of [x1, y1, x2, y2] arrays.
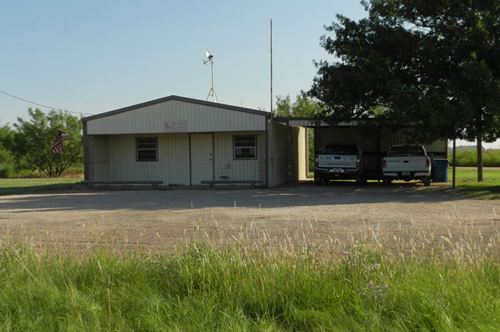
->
[[190, 134, 214, 185]]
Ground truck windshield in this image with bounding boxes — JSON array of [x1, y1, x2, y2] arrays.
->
[[388, 146, 425, 156], [323, 144, 359, 155]]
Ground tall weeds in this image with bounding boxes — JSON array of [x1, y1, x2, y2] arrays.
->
[[0, 239, 498, 331]]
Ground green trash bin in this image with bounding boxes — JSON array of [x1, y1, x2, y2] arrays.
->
[[432, 158, 448, 182]]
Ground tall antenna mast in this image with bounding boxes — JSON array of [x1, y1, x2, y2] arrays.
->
[[203, 50, 218, 102], [270, 18, 273, 114]]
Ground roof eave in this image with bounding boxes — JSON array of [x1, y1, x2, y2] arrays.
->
[[81, 95, 271, 122]]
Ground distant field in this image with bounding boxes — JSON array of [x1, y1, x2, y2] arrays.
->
[[0, 177, 82, 195], [451, 149, 500, 167]]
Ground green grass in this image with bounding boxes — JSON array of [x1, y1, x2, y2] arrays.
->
[[452, 167, 500, 199], [0, 177, 83, 196], [1, 167, 498, 200], [0, 244, 498, 331]]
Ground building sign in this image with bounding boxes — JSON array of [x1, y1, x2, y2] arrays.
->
[[164, 120, 188, 132]]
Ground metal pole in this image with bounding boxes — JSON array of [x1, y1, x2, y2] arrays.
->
[[206, 59, 217, 102], [477, 135, 483, 182], [211, 60, 214, 97], [270, 18, 273, 115], [452, 137, 456, 188]]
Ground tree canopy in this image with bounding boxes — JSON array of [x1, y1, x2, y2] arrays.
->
[[310, 0, 500, 143], [275, 94, 323, 117], [7, 109, 83, 177], [0, 125, 15, 177]]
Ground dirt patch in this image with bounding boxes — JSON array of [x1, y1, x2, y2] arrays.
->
[[0, 183, 498, 256]]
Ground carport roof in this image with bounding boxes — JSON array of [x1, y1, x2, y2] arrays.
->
[[277, 117, 359, 128], [82, 95, 271, 122], [277, 117, 426, 128]]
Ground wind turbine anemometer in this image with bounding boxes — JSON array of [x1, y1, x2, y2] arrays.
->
[[203, 49, 218, 102]]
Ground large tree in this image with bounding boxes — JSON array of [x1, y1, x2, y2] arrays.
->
[[0, 125, 15, 177], [275, 94, 323, 118], [310, 0, 500, 181], [10, 108, 83, 177]]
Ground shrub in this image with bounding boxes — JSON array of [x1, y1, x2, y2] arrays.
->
[[0, 163, 14, 178]]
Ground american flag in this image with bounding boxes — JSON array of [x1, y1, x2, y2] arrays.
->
[[51, 131, 70, 154]]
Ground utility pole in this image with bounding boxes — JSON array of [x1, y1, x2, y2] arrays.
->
[[270, 18, 273, 115]]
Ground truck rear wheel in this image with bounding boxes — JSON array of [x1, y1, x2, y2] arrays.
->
[[314, 176, 324, 185], [423, 177, 431, 186], [383, 178, 392, 185]]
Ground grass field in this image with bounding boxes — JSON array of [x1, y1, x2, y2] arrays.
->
[[451, 167, 500, 199], [0, 177, 82, 195], [451, 148, 500, 167], [1, 170, 498, 330], [1, 167, 499, 198], [0, 243, 498, 331]]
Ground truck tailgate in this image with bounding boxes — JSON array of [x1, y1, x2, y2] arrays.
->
[[317, 154, 357, 168], [384, 157, 428, 172]]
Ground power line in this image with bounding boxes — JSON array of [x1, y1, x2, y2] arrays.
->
[[0, 89, 92, 116]]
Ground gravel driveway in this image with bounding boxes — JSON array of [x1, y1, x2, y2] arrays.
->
[[0, 183, 498, 255]]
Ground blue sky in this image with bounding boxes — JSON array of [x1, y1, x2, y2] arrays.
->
[[0, 0, 366, 124], [1, 1, 497, 148]]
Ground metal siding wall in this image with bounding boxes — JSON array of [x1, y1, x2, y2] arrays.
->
[[258, 131, 266, 182], [316, 127, 447, 155], [163, 134, 191, 184], [213, 132, 264, 182], [316, 127, 378, 152], [106, 134, 190, 185], [379, 129, 447, 155], [425, 139, 448, 156], [380, 129, 409, 152], [269, 121, 291, 187], [87, 136, 110, 181], [87, 100, 266, 134]]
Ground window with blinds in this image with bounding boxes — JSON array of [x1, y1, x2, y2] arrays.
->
[[233, 136, 257, 160], [136, 137, 158, 161]]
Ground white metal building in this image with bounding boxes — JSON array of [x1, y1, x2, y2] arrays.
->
[[82, 96, 300, 187]]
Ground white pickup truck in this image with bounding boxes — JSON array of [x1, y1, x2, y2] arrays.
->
[[314, 143, 365, 184], [383, 145, 432, 186]]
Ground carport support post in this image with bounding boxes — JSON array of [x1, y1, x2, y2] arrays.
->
[[376, 127, 381, 182], [452, 138, 456, 188], [83, 121, 89, 181]]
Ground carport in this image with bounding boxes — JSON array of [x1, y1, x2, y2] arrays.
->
[[281, 118, 449, 182]]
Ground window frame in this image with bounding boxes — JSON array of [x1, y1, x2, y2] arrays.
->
[[233, 135, 257, 160], [136, 137, 159, 162]]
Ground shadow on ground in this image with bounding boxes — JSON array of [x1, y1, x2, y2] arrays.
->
[[0, 183, 83, 196], [0, 181, 467, 213]]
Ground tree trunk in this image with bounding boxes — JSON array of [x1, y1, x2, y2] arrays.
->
[[477, 135, 483, 182], [452, 138, 456, 188]]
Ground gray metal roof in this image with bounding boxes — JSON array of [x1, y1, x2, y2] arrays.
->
[[82, 95, 270, 122]]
